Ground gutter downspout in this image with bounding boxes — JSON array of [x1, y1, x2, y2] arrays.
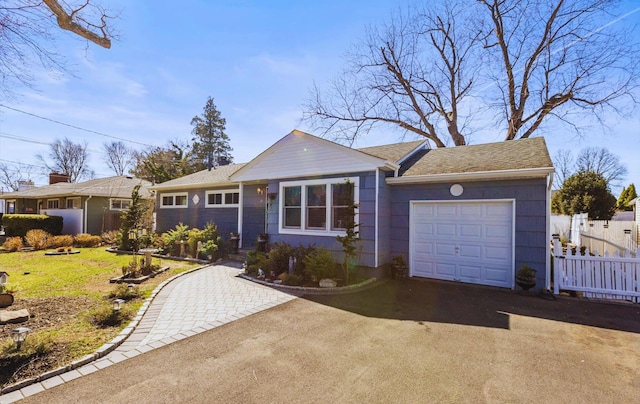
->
[[84, 195, 93, 234], [238, 183, 244, 249], [545, 172, 554, 291]]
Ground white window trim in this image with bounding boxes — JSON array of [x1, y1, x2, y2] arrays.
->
[[47, 199, 60, 209], [160, 192, 189, 209], [278, 177, 359, 237], [66, 197, 81, 209], [205, 189, 240, 208], [109, 198, 132, 211]]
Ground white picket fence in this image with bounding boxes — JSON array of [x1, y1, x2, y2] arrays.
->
[[552, 237, 640, 303]]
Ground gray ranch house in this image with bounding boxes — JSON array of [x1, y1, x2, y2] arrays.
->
[[0, 176, 152, 235], [153, 130, 554, 290]]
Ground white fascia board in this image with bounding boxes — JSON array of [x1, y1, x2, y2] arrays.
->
[[395, 141, 430, 166], [386, 167, 555, 185]]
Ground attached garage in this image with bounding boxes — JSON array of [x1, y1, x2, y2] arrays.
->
[[410, 200, 515, 288]]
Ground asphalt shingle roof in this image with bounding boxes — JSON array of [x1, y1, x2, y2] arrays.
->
[[0, 176, 152, 199], [400, 137, 553, 177], [150, 163, 246, 190], [357, 140, 427, 163]]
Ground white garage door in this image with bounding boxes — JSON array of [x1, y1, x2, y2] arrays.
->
[[411, 200, 514, 288]]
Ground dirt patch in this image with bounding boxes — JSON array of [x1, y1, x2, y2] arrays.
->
[[0, 296, 101, 387]]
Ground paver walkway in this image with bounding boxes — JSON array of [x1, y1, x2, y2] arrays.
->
[[1, 263, 297, 403]]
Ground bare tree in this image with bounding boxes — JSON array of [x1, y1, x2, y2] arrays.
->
[[552, 149, 575, 188], [304, 0, 639, 147], [553, 146, 627, 190], [36, 138, 90, 183], [0, 0, 117, 98], [0, 162, 35, 192], [575, 147, 627, 188], [103, 141, 135, 176]]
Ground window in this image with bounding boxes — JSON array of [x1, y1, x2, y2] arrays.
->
[[66, 197, 81, 209], [160, 192, 188, 208], [110, 198, 131, 210], [47, 199, 59, 209], [280, 177, 358, 235], [206, 189, 240, 207]]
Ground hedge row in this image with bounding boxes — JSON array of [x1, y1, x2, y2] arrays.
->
[[1, 214, 63, 237]]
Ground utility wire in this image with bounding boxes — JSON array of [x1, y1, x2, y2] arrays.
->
[[0, 103, 155, 147]]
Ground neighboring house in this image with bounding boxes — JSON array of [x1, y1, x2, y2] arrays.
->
[[154, 129, 554, 290], [0, 176, 153, 235]]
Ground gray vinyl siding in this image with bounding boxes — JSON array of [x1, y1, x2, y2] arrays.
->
[[390, 178, 548, 286], [241, 185, 267, 248], [377, 170, 392, 266], [155, 187, 240, 238], [267, 171, 378, 267]]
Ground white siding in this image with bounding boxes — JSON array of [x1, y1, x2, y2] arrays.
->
[[233, 132, 384, 182]]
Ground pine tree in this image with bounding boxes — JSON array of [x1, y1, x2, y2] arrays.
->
[[617, 183, 637, 211], [190, 97, 233, 170]]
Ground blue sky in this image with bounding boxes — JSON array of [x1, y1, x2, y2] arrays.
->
[[0, 0, 638, 194]]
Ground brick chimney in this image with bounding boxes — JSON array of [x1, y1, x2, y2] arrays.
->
[[49, 173, 70, 184]]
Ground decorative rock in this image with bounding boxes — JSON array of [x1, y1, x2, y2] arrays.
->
[[0, 308, 30, 324], [0, 293, 14, 308], [319, 279, 337, 288]]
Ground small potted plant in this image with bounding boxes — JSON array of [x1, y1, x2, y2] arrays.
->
[[515, 264, 537, 291], [229, 232, 240, 254], [391, 255, 408, 279], [256, 233, 268, 252]]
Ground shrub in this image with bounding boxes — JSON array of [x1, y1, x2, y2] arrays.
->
[[74, 233, 102, 247], [161, 223, 190, 256], [108, 284, 142, 301], [2, 236, 24, 252], [87, 304, 135, 328], [245, 250, 269, 276], [282, 273, 303, 286], [303, 247, 337, 281], [25, 229, 51, 250], [1, 214, 63, 237], [101, 230, 120, 246], [47, 234, 74, 248]]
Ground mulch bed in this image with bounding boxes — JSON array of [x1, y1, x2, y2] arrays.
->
[[0, 296, 99, 387]]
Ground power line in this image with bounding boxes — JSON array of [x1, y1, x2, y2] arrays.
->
[[0, 132, 102, 153], [0, 103, 155, 147]]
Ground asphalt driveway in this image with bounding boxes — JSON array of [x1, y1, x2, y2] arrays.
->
[[17, 278, 640, 403]]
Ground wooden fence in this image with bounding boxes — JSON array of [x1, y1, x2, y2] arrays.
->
[[552, 237, 640, 303]]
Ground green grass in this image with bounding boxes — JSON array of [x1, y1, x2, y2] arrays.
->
[[0, 248, 198, 299]]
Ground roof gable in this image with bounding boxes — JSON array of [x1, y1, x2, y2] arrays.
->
[[231, 130, 396, 182]]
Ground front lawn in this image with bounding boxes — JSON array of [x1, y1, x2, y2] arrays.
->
[[0, 248, 200, 388]]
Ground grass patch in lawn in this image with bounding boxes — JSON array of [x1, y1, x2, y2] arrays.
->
[[0, 248, 200, 387]]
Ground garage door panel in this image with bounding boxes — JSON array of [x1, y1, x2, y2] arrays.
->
[[435, 223, 456, 236], [485, 224, 511, 239], [434, 262, 456, 278], [458, 245, 482, 259], [436, 204, 457, 217], [411, 201, 514, 288], [460, 204, 482, 217], [485, 203, 512, 217], [485, 246, 511, 261], [434, 243, 457, 257], [459, 224, 482, 238]]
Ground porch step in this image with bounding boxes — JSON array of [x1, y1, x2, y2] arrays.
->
[[227, 249, 249, 262]]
